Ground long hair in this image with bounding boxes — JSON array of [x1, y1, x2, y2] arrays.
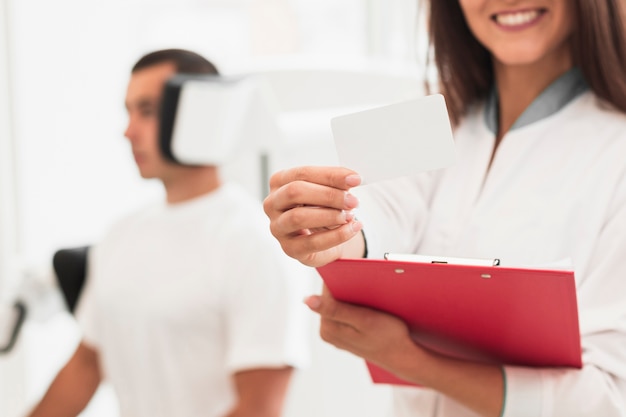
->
[[425, 0, 626, 126]]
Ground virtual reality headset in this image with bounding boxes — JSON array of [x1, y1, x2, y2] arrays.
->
[[159, 74, 273, 166]]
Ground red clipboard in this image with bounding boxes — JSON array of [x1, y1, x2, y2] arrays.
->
[[316, 258, 582, 386]]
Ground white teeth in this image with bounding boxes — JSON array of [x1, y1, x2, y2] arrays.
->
[[495, 10, 540, 26]]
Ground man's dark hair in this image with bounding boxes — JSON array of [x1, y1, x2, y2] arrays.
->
[[132, 48, 219, 75]]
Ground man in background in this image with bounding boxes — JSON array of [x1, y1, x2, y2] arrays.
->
[[26, 49, 309, 417]]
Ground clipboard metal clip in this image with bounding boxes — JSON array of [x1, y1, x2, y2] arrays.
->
[[384, 253, 500, 267]]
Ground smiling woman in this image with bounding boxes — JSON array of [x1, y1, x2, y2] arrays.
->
[[455, 0, 576, 139], [428, 0, 626, 126], [262, 0, 626, 416], [461, 0, 574, 65]]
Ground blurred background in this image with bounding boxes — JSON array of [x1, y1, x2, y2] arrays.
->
[[0, 0, 429, 416]]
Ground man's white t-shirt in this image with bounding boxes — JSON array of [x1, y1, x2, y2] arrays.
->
[[357, 91, 626, 416], [77, 182, 310, 417]]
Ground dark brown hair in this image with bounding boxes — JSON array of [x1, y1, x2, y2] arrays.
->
[[425, 0, 626, 125], [132, 48, 219, 76]]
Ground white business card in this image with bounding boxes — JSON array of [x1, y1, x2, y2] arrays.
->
[[331, 94, 456, 184]]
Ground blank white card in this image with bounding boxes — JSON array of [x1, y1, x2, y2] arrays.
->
[[331, 94, 456, 184]]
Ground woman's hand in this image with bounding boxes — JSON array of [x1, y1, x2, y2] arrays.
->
[[304, 286, 424, 381], [263, 166, 365, 267], [304, 287, 506, 417]]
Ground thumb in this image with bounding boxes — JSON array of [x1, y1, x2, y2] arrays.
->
[[304, 288, 360, 326], [303, 294, 322, 311]]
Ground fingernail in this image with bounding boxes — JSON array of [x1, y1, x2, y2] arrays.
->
[[344, 210, 355, 222], [303, 295, 321, 310], [346, 175, 361, 187], [350, 220, 363, 233], [344, 193, 359, 209]]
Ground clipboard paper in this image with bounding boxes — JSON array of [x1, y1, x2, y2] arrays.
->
[[315, 258, 582, 386]]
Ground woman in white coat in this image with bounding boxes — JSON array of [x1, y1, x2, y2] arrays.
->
[[264, 0, 626, 416]]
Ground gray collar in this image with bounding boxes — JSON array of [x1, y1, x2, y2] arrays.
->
[[485, 67, 588, 134]]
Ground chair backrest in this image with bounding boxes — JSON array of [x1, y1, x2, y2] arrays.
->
[[52, 246, 90, 314], [0, 301, 26, 354]]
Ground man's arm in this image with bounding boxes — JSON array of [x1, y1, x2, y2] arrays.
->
[[27, 341, 102, 417], [224, 367, 294, 417]]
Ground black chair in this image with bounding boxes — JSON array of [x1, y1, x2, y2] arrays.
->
[[0, 301, 26, 354], [52, 246, 90, 314], [0, 246, 89, 355]]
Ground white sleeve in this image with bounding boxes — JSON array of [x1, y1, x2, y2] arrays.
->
[[502, 174, 626, 417], [223, 228, 312, 373], [355, 173, 436, 259], [74, 246, 100, 350]]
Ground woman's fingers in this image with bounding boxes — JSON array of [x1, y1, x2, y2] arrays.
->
[[305, 288, 413, 361], [274, 220, 362, 265], [266, 180, 359, 216], [272, 205, 354, 235], [269, 166, 361, 192], [263, 166, 363, 266]]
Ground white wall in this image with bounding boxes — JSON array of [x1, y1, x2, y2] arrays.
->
[[0, 0, 18, 300], [0, 0, 26, 415], [0, 1, 424, 416]]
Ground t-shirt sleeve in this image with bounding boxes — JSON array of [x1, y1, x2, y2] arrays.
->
[[74, 246, 100, 350], [222, 228, 312, 373]]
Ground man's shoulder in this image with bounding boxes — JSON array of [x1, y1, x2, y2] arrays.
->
[[207, 183, 267, 224]]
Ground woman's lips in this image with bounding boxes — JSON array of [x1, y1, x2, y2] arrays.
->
[[492, 8, 547, 31]]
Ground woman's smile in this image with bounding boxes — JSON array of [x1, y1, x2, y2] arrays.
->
[[492, 8, 547, 31]]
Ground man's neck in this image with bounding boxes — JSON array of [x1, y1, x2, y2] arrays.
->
[[162, 166, 222, 204]]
